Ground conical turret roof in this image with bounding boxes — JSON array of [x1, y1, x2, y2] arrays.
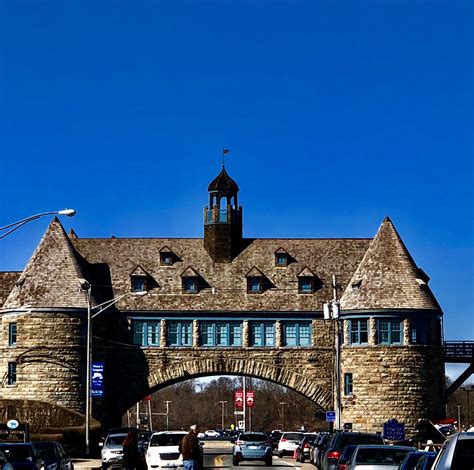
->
[[3, 217, 95, 309], [208, 167, 239, 192], [340, 217, 441, 311]]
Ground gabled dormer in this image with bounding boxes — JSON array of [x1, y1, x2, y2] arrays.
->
[[159, 246, 177, 266], [245, 266, 272, 294], [130, 265, 154, 293], [275, 247, 290, 267], [297, 267, 323, 294], [181, 266, 206, 294]]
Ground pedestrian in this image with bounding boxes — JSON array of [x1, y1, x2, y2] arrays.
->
[[123, 428, 140, 470], [179, 424, 201, 470]]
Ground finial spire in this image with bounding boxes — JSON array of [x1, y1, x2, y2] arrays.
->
[[222, 148, 230, 167]]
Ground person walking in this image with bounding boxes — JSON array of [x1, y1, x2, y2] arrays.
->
[[123, 428, 141, 470], [179, 425, 201, 470]]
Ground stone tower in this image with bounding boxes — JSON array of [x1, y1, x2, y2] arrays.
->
[[203, 166, 243, 262]]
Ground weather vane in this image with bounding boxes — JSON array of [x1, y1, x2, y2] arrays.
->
[[222, 148, 230, 167]]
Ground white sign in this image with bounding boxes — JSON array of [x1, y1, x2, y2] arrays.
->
[[238, 420, 245, 429], [7, 419, 19, 430]]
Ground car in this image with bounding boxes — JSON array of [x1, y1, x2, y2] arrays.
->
[[32, 442, 73, 470], [413, 452, 437, 470], [431, 431, 474, 469], [0, 443, 41, 470], [203, 430, 221, 438], [145, 431, 188, 470], [336, 444, 358, 470], [232, 432, 273, 466], [0, 450, 14, 470], [137, 432, 152, 456], [399, 451, 436, 470], [295, 434, 318, 463], [321, 432, 385, 470], [269, 431, 282, 450], [100, 433, 127, 469], [277, 432, 304, 458], [346, 445, 417, 470], [311, 432, 331, 468]]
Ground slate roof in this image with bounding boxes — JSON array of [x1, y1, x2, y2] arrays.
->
[[0, 272, 20, 306], [0, 217, 442, 314], [340, 217, 441, 311], [208, 167, 239, 192]]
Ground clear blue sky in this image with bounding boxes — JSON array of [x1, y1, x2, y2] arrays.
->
[[1, 1, 472, 372]]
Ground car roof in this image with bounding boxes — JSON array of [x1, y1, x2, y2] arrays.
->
[[355, 445, 416, 450], [151, 431, 187, 435], [107, 433, 128, 437]]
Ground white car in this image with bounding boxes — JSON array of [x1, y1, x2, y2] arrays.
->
[[204, 430, 220, 437], [101, 433, 127, 469], [277, 432, 304, 457], [146, 431, 187, 470]]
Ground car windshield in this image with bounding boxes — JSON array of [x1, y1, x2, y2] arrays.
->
[[240, 434, 268, 442], [356, 447, 413, 465], [304, 435, 317, 444], [283, 433, 304, 440], [1, 446, 33, 461], [150, 433, 186, 446], [337, 434, 383, 449], [105, 435, 126, 446]]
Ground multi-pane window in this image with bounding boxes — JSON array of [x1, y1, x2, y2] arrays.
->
[[200, 321, 242, 347], [344, 373, 353, 395], [349, 319, 368, 345], [377, 319, 403, 345], [133, 321, 160, 346], [410, 319, 430, 345], [183, 278, 198, 294], [131, 276, 146, 292], [168, 321, 193, 346], [249, 322, 275, 347], [282, 321, 312, 347], [275, 253, 287, 267], [247, 278, 263, 294], [7, 362, 17, 385], [160, 252, 173, 266], [298, 278, 314, 294], [8, 323, 17, 346]]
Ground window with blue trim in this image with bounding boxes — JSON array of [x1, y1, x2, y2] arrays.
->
[[247, 277, 263, 294], [298, 278, 314, 294], [169, 321, 193, 346], [131, 276, 146, 292], [200, 321, 242, 347], [7, 362, 16, 385], [377, 319, 403, 345], [8, 323, 17, 346], [249, 322, 275, 347], [349, 319, 368, 345], [344, 373, 353, 395], [275, 253, 287, 267], [183, 277, 198, 294], [410, 319, 430, 344], [282, 321, 312, 346], [133, 320, 160, 346]]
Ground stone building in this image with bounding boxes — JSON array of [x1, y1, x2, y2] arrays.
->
[[0, 167, 445, 434]]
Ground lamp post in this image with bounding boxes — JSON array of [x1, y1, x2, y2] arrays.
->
[[219, 400, 228, 431], [80, 280, 146, 456], [164, 401, 172, 430], [0, 209, 76, 239], [324, 275, 342, 430], [279, 402, 286, 430]]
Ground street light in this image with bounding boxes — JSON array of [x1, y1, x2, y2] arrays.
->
[[219, 400, 228, 430], [80, 280, 147, 456], [0, 209, 76, 239], [164, 401, 172, 430]]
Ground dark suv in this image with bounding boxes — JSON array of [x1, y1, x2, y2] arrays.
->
[[0, 443, 41, 470], [320, 432, 384, 470]]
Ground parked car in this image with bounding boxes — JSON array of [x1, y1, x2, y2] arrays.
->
[[0, 451, 14, 470], [431, 431, 474, 469], [232, 432, 273, 466], [269, 431, 282, 450], [100, 433, 127, 469], [146, 431, 187, 470], [321, 432, 385, 470], [336, 444, 358, 470], [295, 434, 318, 463], [204, 430, 221, 438], [399, 451, 436, 470], [310, 432, 331, 468], [32, 442, 73, 470], [346, 445, 416, 470], [0, 443, 41, 470], [277, 432, 304, 458]]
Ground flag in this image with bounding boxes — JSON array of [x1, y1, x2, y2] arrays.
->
[[222, 148, 231, 154]]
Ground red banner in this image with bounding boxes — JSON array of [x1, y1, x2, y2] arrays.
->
[[246, 391, 255, 408], [234, 390, 244, 408]]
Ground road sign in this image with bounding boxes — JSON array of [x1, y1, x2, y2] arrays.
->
[[91, 361, 104, 397], [326, 411, 336, 423], [383, 419, 405, 441], [234, 411, 244, 415]]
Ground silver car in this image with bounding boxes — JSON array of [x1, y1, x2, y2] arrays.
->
[[346, 445, 416, 470], [431, 431, 474, 469], [101, 433, 127, 469]]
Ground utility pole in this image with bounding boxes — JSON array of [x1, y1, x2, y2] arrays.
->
[[164, 401, 172, 430], [279, 402, 286, 430], [219, 401, 228, 430]]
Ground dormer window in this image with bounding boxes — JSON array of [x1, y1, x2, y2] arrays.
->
[[297, 267, 322, 294], [160, 246, 176, 266], [132, 276, 147, 292], [275, 248, 290, 267], [183, 277, 198, 294], [247, 277, 263, 294]]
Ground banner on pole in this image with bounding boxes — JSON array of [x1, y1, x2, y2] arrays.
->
[[234, 390, 244, 408], [246, 391, 255, 408]]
